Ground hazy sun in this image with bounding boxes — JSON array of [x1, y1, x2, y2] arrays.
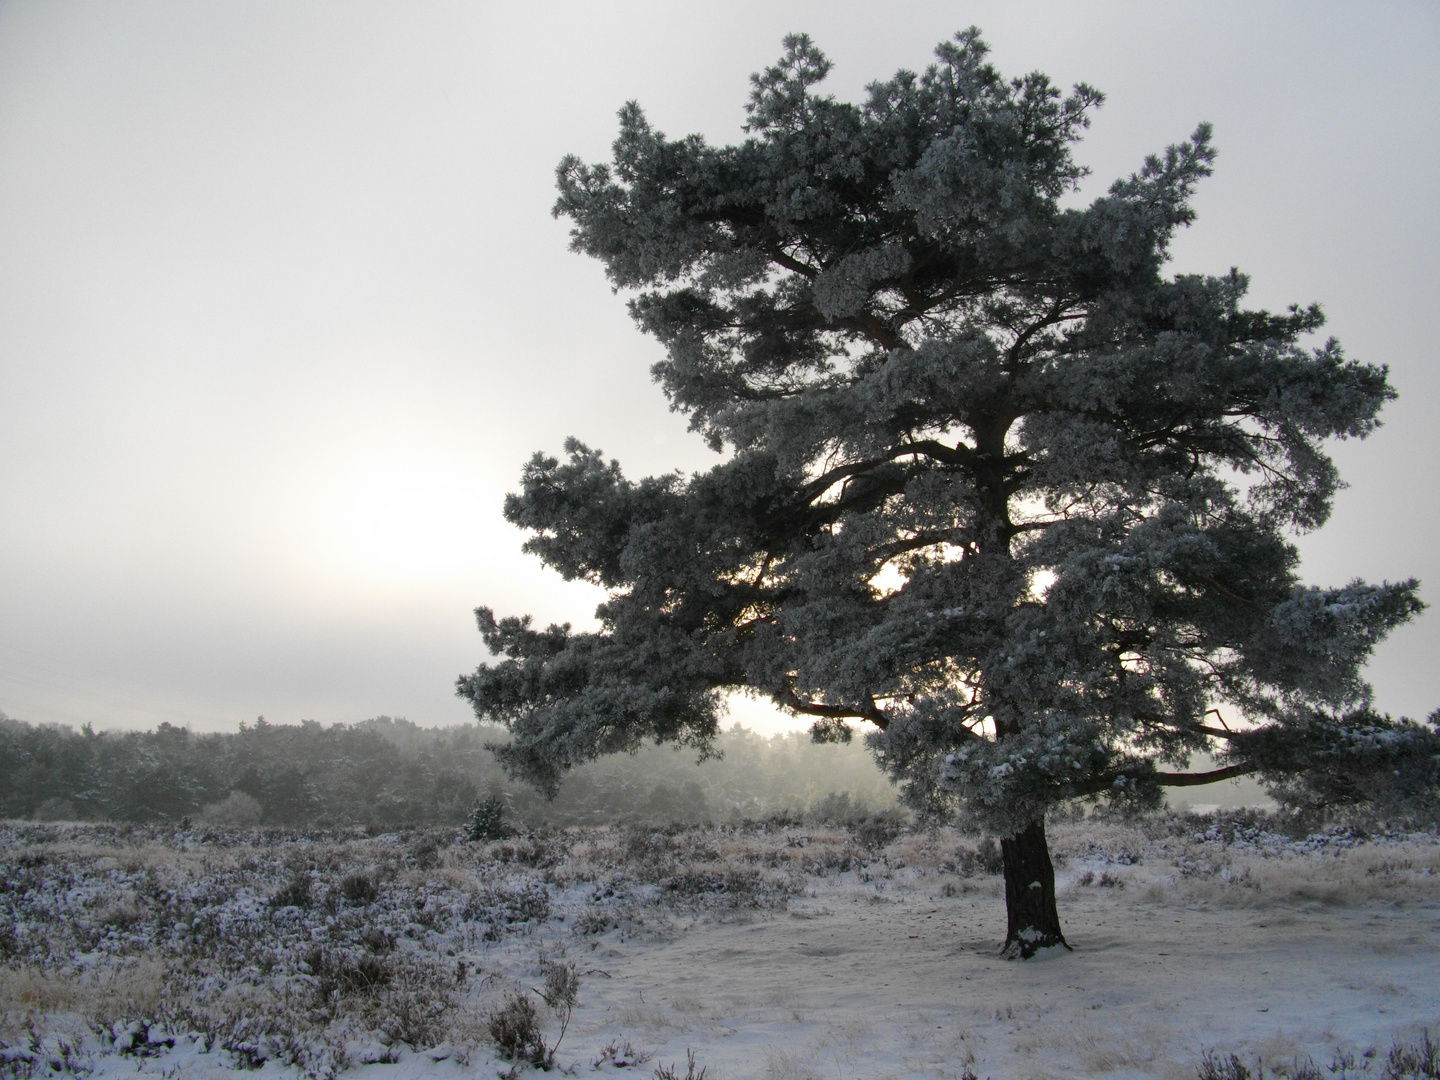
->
[[327, 463, 494, 583]]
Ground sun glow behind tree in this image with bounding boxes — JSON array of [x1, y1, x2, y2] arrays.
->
[[459, 28, 1438, 958]]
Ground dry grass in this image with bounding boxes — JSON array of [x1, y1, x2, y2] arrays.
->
[[1044, 817, 1440, 911], [0, 960, 167, 1031], [1011, 1017, 1194, 1079], [1179, 844, 1439, 909]]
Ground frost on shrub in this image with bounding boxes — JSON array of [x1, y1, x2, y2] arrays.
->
[[465, 881, 552, 939], [487, 960, 580, 1074], [944, 837, 1002, 877], [1384, 1028, 1440, 1080], [268, 870, 313, 909], [487, 990, 547, 1068], [593, 1039, 651, 1069], [374, 955, 457, 1050], [303, 946, 389, 1003], [1198, 1030, 1440, 1080], [654, 1049, 709, 1080], [660, 868, 772, 908], [534, 958, 579, 1061], [339, 871, 378, 906], [0, 1031, 93, 1076]]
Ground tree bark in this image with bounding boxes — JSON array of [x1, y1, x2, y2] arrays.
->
[[999, 817, 1071, 959]]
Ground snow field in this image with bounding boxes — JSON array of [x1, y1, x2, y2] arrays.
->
[[0, 815, 1436, 1078]]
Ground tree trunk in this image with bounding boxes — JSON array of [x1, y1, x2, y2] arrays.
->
[[999, 817, 1071, 959]]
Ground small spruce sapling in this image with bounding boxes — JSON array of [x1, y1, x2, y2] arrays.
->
[[465, 794, 510, 842]]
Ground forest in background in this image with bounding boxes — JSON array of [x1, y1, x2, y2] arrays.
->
[[0, 712, 899, 828]]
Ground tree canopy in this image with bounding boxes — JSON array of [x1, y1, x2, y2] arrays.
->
[[459, 30, 1436, 955]]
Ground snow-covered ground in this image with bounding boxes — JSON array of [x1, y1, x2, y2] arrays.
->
[[1, 816, 1437, 1079]]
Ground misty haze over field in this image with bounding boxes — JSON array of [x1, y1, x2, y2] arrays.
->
[[0, 2, 1436, 735]]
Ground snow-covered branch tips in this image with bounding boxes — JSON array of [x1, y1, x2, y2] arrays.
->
[[458, 28, 1436, 959]]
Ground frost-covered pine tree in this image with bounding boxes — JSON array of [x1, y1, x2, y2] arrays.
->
[[460, 31, 1437, 958]]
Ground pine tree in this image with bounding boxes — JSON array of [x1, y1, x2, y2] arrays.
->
[[465, 793, 510, 842], [459, 30, 1435, 957]]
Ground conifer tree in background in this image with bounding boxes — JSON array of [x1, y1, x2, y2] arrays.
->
[[459, 30, 1436, 957]]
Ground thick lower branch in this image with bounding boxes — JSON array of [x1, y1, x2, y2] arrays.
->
[[1153, 763, 1254, 787], [1077, 761, 1256, 797], [778, 687, 889, 730]]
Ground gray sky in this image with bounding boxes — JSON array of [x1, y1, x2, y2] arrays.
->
[[1, 1, 1436, 735]]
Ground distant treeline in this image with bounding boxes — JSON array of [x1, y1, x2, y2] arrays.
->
[[0, 712, 897, 827]]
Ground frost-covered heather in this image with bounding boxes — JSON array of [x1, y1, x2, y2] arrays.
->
[[0, 819, 811, 1077], [1, 813, 1437, 1078]]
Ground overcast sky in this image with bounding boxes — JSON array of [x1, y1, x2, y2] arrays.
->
[[1, 1, 1436, 736]]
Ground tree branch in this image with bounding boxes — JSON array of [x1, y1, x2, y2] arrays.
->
[[902, 439, 978, 467], [838, 310, 908, 352], [1003, 298, 1072, 368], [764, 243, 818, 279], [867, 530, 961, 565], [1193, 575, 1271, 615], [759, 440, 978, 536], [1152, 763, 1255, 787], [778, 686, 890, 730]]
